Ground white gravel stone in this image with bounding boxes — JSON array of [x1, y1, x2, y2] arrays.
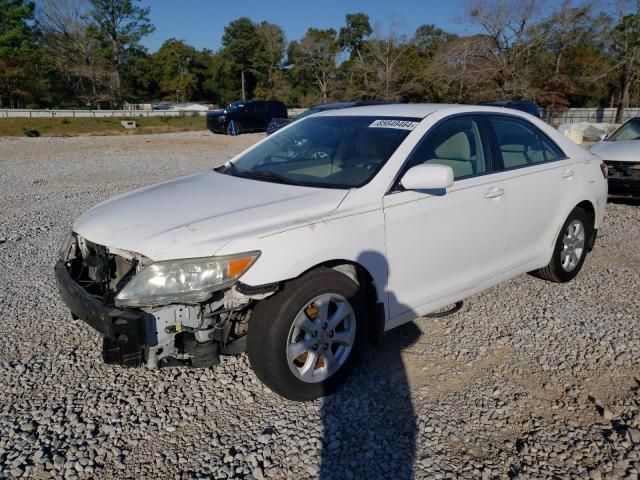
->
[[0, 131, 639, 479]]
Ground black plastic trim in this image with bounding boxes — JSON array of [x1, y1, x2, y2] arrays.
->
[[55, 261, 147, 346], [235, 281, 279, 296]]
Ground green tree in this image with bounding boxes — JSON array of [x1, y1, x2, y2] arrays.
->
[[0, 0, 46, 107], [253, 21, 286, 99], [152, 39, 211, 102], [413, 24, 456, 58], [206, 51, 241, 105], [338, 12, 372, 58], [89, 0, 155, 105], [121, 48, 158, 102], [288, 28, 339, 102], [221, 17, 261, 100]]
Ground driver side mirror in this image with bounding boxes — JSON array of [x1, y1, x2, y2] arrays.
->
[[400, 164, 454, 191]]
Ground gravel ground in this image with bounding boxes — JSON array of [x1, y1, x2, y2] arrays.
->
[[0, 131, 639, 480]]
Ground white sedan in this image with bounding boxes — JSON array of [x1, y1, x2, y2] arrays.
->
[[56, 104, 608, 400], [591, 116, 640, 199]]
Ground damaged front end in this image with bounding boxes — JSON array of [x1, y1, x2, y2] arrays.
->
[[55, 233, 276, 369]]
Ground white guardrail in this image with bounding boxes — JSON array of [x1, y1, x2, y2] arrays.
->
[[0, 109, 205, 118], [0, 107, 637, 122], [0, 108, 307, 119]]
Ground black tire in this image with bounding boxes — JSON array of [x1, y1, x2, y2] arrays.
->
[[226, 121, 241, 136], [532, 207, 592, 283], [247, 267, 365, 401]]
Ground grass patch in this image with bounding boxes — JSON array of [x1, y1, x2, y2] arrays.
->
[[0, 116, 206, 137]]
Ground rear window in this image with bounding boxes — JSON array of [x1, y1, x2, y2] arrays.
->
[[489, 116, 565, 168], [227, 102, 246, 112], [268, 102, 286, 116]]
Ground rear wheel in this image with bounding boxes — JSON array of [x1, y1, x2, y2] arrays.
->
[[532, 207, 592, 283], [247, 268, 365, 401]]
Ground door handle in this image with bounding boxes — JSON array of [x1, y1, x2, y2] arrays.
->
[[561, 169, 575, 178], [484, 187, 505, 199]]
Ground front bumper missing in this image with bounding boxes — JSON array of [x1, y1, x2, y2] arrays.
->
[[54, 261, 148, 366], [55, 257, 254, 369]]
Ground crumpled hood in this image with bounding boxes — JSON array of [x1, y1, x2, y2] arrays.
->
[[74, 171, 349, 260], [591, 140, 639, 163]]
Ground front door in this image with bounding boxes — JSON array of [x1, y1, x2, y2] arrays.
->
[[383, 115, 507, 323]]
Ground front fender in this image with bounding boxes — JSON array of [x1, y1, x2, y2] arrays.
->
[[216, 208, 389, 313]]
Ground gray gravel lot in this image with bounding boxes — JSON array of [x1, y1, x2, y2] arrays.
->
[[0, 131, 639, 479]]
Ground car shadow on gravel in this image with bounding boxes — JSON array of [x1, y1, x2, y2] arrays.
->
[[319, 251, 420, 479]]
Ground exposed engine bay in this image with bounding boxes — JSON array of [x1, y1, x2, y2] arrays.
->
[[58, 233, 277, 369]]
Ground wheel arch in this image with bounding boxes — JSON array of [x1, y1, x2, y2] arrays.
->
[[297, 259, 386, 343], [539, 198, 597, 269], [575, 200, 595, 226]]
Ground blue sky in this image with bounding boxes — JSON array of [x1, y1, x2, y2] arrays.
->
[[139, 0, 473, 53]]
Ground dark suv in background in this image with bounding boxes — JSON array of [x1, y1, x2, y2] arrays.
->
[[207, 100, 287, 135]]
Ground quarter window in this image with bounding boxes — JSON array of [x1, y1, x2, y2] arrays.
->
[[539, 134, 566, 161], [406, 116, 488, 179]]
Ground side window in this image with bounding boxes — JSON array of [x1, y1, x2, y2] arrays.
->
[[254, 102, 266, 113], [406, 116, 488, 179], [538, 133, 566, 161], [490, 116, 546, 168]]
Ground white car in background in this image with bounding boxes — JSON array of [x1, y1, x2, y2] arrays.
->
[[591, 116, 640, 199], [56, 104, 608, 401]]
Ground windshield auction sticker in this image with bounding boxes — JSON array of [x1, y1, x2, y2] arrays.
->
[[369, 119, 419, 130]]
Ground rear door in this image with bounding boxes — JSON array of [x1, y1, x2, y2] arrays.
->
[[486, 114, 577, 268], [253, 101, 268, 129], [383, 115, 508, 320]]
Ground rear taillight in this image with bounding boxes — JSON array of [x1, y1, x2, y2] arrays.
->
[[600, 161, 608, 179]]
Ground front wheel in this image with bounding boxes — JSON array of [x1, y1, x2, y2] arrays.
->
[[226, 120, 241, 136], [247, 268, 365, 401], [532, 207, 592, 283]]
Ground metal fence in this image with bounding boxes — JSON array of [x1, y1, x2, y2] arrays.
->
[[0, 109, 206, 118], [542, 107, 640, 125], [1, 107, 637, 123]]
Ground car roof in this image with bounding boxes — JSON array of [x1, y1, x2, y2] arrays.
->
[[231, 100, 284, 104], [312, 103, 524, 119], [480, 100, 537, 106], [312, 102, 357, 110]]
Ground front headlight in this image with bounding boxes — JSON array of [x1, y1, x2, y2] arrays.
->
[[115, 251, 260, 308]]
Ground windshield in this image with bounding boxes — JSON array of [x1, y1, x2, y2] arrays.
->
[[226, 102, 245, 112], [607, 118, 640, 141], [221, 116, 420, 189], [294, 107, 324, 121]]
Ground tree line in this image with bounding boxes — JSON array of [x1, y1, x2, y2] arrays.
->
[[1, 0, 639, 122]]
